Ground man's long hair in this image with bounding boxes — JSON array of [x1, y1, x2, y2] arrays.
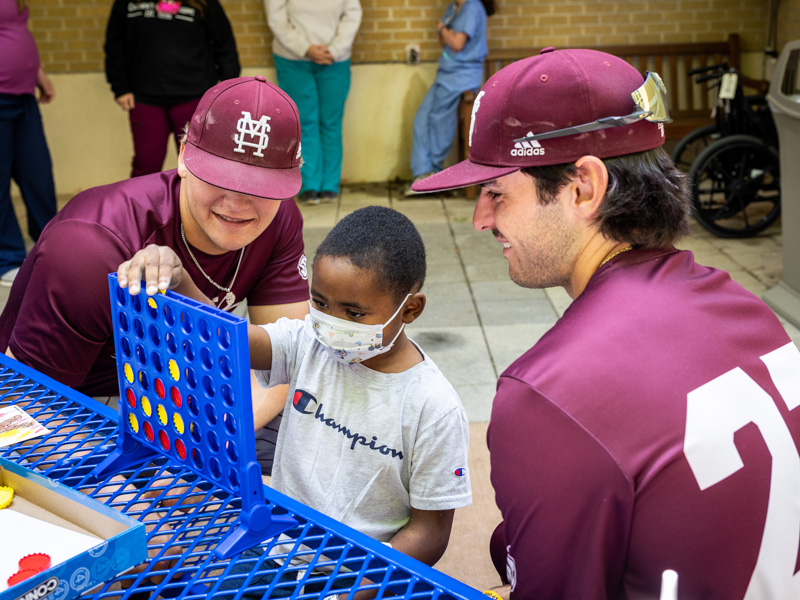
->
[[522, 147, 691, 249], [16, 0, 28, 13], [480, 0, 496, 17]]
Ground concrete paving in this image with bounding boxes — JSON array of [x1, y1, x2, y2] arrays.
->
[[4, 183, 797, 593]]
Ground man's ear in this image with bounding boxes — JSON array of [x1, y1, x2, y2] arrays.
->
[[568, 155, 609, 221], [402, 292, 426, 324], [177, 144, 189, 178]]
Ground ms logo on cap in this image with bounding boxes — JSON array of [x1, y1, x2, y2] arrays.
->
[[234, 111, 271, 157]]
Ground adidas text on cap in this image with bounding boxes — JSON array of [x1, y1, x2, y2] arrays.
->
[[183, 76, 302, 200], [412, 48, 667, 193]]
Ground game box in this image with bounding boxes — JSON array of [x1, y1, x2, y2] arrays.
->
[[0, 457, 147, 600]]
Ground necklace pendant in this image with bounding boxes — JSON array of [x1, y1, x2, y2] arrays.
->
[[222, 291, 236, 310]]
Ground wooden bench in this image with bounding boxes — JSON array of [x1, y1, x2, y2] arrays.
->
[[457, 33, 768, 198]]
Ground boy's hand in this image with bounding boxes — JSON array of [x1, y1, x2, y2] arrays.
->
[[118, 245, 185, 296]]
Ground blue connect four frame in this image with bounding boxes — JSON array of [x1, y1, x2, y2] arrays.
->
[[93, 274, 296, 558], [0, 281, 486, 600]]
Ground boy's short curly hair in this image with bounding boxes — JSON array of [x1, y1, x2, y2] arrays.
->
[[313, 206, 427, 302]]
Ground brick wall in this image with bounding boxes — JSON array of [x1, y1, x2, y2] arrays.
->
[[28, 0, 772, 74]]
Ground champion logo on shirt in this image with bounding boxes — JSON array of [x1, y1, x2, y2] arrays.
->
[[511, 132, 545, 157], [292, 389, 404, 460], [454, 468, 467, 477]]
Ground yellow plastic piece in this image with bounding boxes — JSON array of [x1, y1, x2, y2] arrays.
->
[[123, 363, 133, 384], [128, 413, 139, 433], [173, 413, 184, 435], [168, 359, 180, 382], [0, 486, 14, 509], [141, 396, 152, 417], [147, 297, 157, 311], [157, 404, 167, 426], [483, 592, 503, 600]]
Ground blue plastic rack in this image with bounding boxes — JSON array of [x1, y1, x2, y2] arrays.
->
[[0, 289, 485, 600]]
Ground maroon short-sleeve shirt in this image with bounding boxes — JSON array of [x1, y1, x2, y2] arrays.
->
[[0, 170, 309, 396]]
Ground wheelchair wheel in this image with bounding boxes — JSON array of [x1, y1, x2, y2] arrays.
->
[[688, 135, 780, 238], [670, 124, 720, 172]]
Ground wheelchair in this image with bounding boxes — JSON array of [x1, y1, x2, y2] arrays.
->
[[671, 64, 780, 238]]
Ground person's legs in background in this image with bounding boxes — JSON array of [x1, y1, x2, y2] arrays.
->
[[129, 102, 171, 177], [0, 94, 57, 285], [166, 98, 201, 155], [419, 82, 462, 175], [315, 60, 351, 203], [409, 84, 438, 181], [275, 55, 321, 204], [12, 95, 57, 242], [0, 95, 27, 281]]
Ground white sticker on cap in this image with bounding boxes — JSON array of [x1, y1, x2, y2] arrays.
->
[[234, 111, 271, 157], [468, 90, 485, 148]]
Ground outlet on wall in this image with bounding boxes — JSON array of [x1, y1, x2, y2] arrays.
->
[[405, 44, 421, 66]]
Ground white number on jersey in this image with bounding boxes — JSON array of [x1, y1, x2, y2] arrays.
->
[[684, 342, 800, 598]]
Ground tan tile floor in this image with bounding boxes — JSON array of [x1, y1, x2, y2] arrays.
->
[[4, 184, 798, 593]]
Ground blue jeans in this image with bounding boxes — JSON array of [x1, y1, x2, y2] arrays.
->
[[0, 93, 57, 276], [410, 81, 464, 178], [274, 56, 351, 196]]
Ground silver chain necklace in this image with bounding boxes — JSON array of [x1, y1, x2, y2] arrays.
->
[[180, 223, 245, 310]]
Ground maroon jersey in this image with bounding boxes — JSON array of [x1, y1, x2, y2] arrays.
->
[[0, 170, 308, 396], [489, 248, 800, 599]]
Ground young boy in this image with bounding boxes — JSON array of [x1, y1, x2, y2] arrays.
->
[[118, 206, 472, 573]]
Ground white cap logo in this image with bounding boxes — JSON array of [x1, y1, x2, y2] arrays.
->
[[234, 111, 271, 157], [469, 91, 485, 148], [511, 131, 545, 156]]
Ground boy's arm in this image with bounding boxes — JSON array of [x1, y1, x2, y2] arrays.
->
[[389, 507, 455, 566], [337, 508, 455, 600]]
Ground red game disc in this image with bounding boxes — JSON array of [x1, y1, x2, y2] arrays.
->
[[18, 553, 51, 573], [7, 569, 38, 586]]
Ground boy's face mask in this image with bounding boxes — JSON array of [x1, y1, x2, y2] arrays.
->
[[308, 295, 412, 365]]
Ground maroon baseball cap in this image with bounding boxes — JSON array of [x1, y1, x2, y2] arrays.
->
[[183, 76, 302, 200], [412, 48, 667, 193]]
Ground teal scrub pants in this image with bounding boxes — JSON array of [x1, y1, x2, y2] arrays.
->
[[274, 55, 351, 196]]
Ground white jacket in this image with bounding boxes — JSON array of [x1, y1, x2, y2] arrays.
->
[[265, 0, 362, 62]]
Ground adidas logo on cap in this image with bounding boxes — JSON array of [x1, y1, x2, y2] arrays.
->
[[511, 132, 545, 156]]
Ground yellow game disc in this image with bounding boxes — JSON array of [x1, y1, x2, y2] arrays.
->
[[173, 413, 184, 435], [141, 395, 152, 417], [128, 413, 139, 434], [147, 297, 157, 310], [168, 359, 180, 382], [483, 592, 503, 600], [123, 363, 134, 384], [157, 404, 167, 426], [0, 486, 13, 509]]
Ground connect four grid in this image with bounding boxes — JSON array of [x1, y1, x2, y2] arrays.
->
[[106, 274, 254, 490], [94, 274, 296, 558], [0, 354, 486, 600]]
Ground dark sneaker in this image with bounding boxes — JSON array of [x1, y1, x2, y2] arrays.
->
[[298, 190, 319, 205], [319, 191, 338, 203]]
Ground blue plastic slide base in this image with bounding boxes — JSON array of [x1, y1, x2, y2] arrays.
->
[[0, 355, 485, 600]]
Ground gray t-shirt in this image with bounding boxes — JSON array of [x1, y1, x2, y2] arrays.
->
[[255, 316, 472, 542]]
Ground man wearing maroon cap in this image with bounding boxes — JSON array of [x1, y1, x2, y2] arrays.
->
[[0, 76, 309, 472], [414, 48, 800, 599]]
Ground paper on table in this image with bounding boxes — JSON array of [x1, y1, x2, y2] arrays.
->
[[0, 510, 101, 591], [0, 406, 49, 449]]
